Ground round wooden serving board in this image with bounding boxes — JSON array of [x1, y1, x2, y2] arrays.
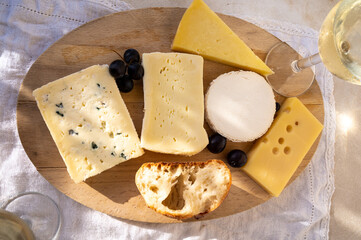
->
[[17, 8, 324, 223]]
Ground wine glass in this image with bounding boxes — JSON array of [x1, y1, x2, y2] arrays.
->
[[265, 0, 361, 97], [0, 192, 61, 240]]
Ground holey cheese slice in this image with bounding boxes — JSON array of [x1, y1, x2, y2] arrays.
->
[[242, 97, 323, 197], [141, 52, 208, 156], [205, 71, 275, 142], [172, 0, 273, 76], [33, 65, 144, 183]]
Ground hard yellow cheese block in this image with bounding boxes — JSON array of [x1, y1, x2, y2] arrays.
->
[[242, 97, 323, 196], [172, 0, 273, 76], [141, 52, 208, 156], [33, 65, 144, 183]]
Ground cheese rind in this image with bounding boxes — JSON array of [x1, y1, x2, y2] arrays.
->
[[242, 97, 323, 197], [172, 0, 273, 76], [205, 71, 275, 142], [33, 65, 144, 183], [141, 52, 208, 155]]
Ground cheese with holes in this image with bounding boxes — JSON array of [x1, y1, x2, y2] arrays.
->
[[172, 0, 273, 76], [33, 65, 144, 183], [141, 52, 208, 155], [242, 97, 323, 196]]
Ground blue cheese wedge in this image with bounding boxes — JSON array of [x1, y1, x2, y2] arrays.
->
[[141, 52, 208, 156], [33, 65, 144, 183]]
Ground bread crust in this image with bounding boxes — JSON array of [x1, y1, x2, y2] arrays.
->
[[135, 159, 232, 220]]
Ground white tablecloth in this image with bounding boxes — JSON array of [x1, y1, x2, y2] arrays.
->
[[0, 0, 335, 239]]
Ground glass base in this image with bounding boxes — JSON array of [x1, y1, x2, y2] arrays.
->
[[265, 42, 315, 97], [2, 192, 61, 240]]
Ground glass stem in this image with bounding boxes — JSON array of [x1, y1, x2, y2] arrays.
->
[[291, 53, 322, 73]]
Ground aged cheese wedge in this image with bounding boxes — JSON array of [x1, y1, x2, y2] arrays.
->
[[205, 71, 275, 142], [242, 97, 323, 197], [141, 52, 208, 156], [172, 0, 273, 76], [33, 65, 144, 183]]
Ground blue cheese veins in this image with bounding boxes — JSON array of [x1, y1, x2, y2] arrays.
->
[[33, 65, 144, 183]]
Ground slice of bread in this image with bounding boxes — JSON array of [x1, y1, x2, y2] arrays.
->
[[135, 160, 231, 219]]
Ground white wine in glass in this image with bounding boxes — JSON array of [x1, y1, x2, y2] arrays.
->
[[0, 209, 35, 240], [333, 0, 361, 81], [266, 0, 361, 97]]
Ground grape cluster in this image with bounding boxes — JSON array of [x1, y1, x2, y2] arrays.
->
[[207, 133, 248, 168], [109, 49, 144, 93]]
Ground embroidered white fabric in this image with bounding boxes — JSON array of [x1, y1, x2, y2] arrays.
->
[[0, 1, 335, 239]]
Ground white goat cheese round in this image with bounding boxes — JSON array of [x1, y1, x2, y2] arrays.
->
[[205, 71, 275, 142]]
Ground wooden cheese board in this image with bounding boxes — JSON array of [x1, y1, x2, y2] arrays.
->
[[17, 8, 324, 223]]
